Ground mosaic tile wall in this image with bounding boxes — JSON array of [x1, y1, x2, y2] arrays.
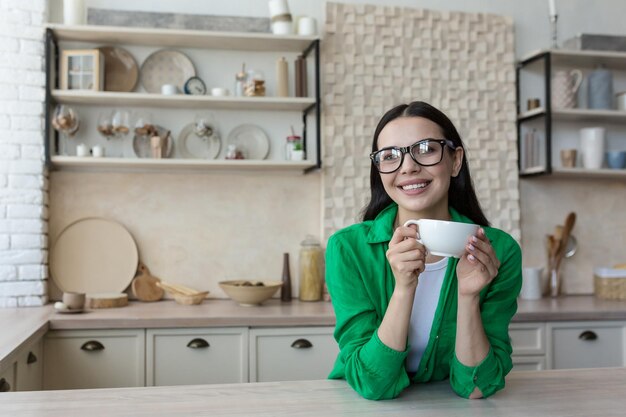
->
[[322, 2, 520, 241]]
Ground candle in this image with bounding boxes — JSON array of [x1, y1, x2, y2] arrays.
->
[[548, 0, 557, 16]]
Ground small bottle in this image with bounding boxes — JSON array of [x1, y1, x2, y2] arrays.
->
[[299, 235, 323, 301], [295, 55, 307, 97], [276, 57, 289, 97], [281, 253, 292, 301], [234, 63, 247, 97]]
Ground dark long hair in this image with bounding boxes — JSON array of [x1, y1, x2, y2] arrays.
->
[[361, 101, 490, 227]]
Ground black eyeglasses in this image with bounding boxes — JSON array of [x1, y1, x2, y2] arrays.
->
[[370, 139, 456, 174]]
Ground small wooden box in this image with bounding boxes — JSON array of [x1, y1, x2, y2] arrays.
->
[[60, 49, 104, 91]]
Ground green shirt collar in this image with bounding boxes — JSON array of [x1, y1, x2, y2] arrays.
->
[[366, 203, 472, 244]]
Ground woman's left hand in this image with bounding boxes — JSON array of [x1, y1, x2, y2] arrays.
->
[[456, 228, 501, 298]]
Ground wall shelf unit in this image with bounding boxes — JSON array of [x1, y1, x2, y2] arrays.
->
[[44, 24, 321, 173]]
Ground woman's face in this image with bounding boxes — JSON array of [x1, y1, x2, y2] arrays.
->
[[376, 116, 464, 221]]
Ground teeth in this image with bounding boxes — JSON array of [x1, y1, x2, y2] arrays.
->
[[402, 183, 428, 190]]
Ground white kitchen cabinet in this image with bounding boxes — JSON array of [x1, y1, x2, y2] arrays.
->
[[0, 361, 16, 393], [43, 329, 145, 390], [547, 321, 626, 369], [509, 322, 546, 371], [511, 355, 547, 371], [249, 327, 338, 382], [146, 327, 248, 386], [16, 340, 43, 391]]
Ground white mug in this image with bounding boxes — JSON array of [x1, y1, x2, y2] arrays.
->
[[521, 267, 544, 300], [580, 127, 605, 169], [161, 84, 177, 95], [91, 145, 105, 158], [403, 219, 479, 258], [76, 143, 88, 157], [297, 16, 317, 36]]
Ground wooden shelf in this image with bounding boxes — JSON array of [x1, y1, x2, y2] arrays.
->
[[52, 90, 316, 111], [47, 24, 318, 52], [51, 156, 316, 172], [520, 48, 626, 70], [518, 107, 626, 123], [551, 167, 626, 179]]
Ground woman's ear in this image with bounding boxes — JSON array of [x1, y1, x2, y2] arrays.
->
[[451, 147, 464, 178]]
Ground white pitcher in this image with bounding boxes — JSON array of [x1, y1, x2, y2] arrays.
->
[[551, 69, 583, 109]]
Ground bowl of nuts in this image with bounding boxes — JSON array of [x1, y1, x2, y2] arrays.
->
[[218, 280, 282, 306]]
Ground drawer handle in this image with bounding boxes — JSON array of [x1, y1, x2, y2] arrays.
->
[[187, 338, 210, 349], [578, 331, 598, 341], [291, 338, 313, 349], [27, 351, 38, 364], [0, 378, 10, 392], [81, 340, 105, 352]]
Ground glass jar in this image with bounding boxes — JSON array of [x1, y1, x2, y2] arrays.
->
[[299, 235, 324, 301], [284, 135, 302, 160]]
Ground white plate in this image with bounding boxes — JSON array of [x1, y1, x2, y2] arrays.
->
[[50, 218, 138, 294], [225, 124, 270, 160], [140, 49, 196, 94], [178, 122, 221, 159]]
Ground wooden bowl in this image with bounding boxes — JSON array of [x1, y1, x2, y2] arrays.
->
[[218, 280, 282, 306], [172, 291, 209, 306]]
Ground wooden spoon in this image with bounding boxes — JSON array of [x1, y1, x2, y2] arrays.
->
[[555, 212, 576, 270], [131, 262, 164, 302]]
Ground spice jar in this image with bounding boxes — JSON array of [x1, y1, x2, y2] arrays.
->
[[284, 135, 302, 160], [299, 235, 324, 301]]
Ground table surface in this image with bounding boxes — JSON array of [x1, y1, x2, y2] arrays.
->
[[1, 367, 625, 416]]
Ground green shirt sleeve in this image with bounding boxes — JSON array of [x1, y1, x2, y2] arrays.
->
[[448, 233, 522, 398], [326, 232, 411, 400]]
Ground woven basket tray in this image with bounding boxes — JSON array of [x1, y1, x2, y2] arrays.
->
[[594, 268, 626, 300]]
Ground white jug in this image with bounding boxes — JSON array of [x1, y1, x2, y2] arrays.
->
[[551, 69, 583, 109]]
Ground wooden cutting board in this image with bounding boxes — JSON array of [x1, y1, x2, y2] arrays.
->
[[87, 293, 128, 309], [131, 262, 164, 302]]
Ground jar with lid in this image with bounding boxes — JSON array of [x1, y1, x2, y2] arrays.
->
[[299, 235, 324, 301], [284, 135, 302, 160]]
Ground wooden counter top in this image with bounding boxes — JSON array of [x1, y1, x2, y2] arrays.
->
[[1, 367, 625, 416]]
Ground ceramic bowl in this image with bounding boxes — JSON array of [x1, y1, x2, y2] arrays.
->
[[218, 280, 282, 306], [172, 291, 209, 306], [606, 151, 626, 169]]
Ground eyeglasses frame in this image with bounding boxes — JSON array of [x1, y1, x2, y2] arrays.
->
[[369, 139, 457, 173]]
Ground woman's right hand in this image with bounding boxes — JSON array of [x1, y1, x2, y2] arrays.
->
[[386, 225, 427, 290]]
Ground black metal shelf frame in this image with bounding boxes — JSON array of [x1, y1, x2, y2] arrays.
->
[[43, 29, 322, 174]]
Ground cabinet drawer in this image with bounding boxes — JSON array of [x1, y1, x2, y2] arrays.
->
[[0, 362, 16, 392], [509, 323, 545, 355], [43, 329, 145, 390], [548, 322, 625, 369], [250, 327, 338, 382], [16, 340, 43, 391], [512, 355, 546, 371], [147, 327, 248, 386]]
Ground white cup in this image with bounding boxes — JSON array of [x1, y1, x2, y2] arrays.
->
[[63, 0, 85, 25], [211, 87, 230, 97], [580, 127, 606, 169], [91, 145, 104, 158], [161, 84, 177, 95], [403, 219, 479, 258], [521, 267, 544, 300], [297, 17, 317, 36], [76, 143, 88, 157]]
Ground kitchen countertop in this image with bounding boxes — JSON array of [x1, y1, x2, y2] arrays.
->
[[2, 296, 626, 370], [1, 367, 625, 416]]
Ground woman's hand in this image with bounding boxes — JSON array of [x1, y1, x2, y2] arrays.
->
[[386, 225, 427, 290], [456, 228, 501, 298]]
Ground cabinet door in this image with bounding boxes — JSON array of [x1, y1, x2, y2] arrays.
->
[[43, 329, 145, 390], [509, 322, 546, 355], [16, 340, 43, 391], [548, 322, 625, 369], [511, 355, 546, 371], [250, 327, 338, 382], [0, 362, 16, 392], [146, 327, 248, 386]]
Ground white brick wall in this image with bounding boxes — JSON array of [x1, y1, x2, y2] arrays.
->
[[0, 0, 48, 307]]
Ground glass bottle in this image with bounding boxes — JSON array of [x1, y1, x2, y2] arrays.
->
[[299, 235, 324, 301], [281, 253, 292, 302], [234, 63, 247, 97]]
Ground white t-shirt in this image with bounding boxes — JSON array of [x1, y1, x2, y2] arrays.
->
[[406, 256, 449, 373]]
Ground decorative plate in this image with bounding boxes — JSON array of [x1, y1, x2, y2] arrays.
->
[[178, 122, 221, 159], [225, 124, 270, 160], [132, 125, 174, 158], [50, 217, 138, 294], [140, 49, 196, 94], [98, 46, 139, 92]]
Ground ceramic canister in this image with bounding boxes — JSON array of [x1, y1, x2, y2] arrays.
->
[[579, 127, 606, 169], [551, 69, 583, 109], [587, 65, 613, 109]]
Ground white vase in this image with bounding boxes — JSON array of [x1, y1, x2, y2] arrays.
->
[[579, 127, 605, 169], [63, 0, 85, 26]]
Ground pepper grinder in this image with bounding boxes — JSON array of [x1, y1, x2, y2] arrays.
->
[[281, 252, 292, 301]]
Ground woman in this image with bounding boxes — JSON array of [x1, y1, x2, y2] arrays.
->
[[325, 101, 522, 400]]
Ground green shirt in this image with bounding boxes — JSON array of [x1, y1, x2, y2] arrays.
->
[[326, 203, 522, 400]]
